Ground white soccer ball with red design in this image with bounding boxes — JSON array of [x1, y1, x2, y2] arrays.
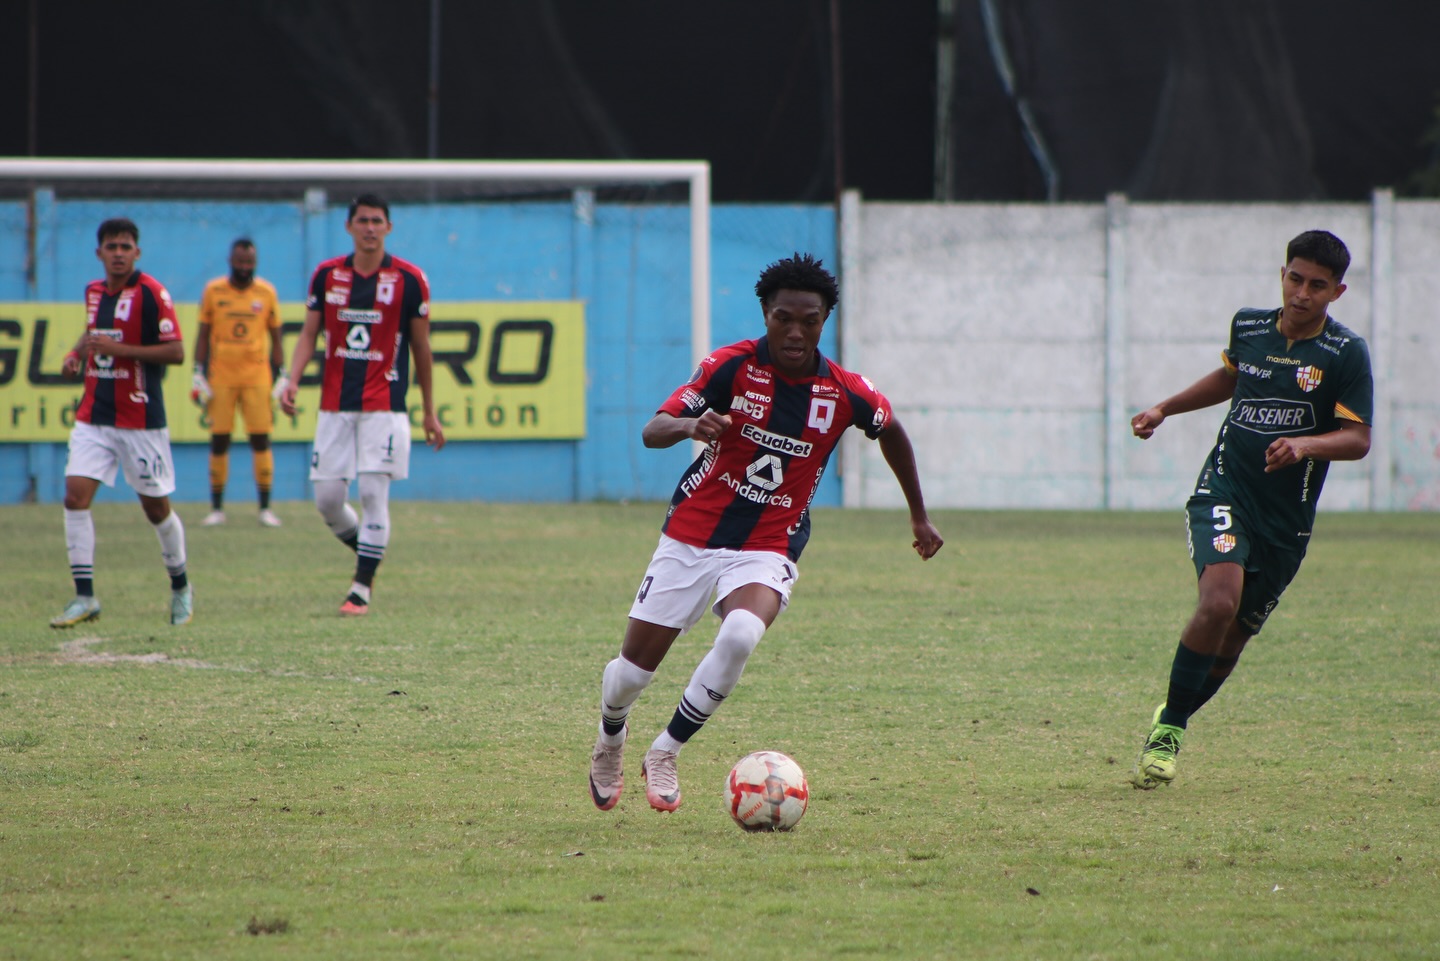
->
[[724, 750, 809, 831]]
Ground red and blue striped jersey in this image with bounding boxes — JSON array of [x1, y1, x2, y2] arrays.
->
[[306, 253, 429, 412], [657, 338, 893, 560], [76, 271, 181, 430]]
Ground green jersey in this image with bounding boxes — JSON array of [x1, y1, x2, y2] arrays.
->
[[1193, 307, 1373, 546]]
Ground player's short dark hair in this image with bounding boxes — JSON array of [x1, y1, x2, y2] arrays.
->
[[231, 237, 255, 252], [754, 252, 839, 312], [348, 193, 391, 222], [1286, 230, 1350, 282], [97, 218, 139, 245]]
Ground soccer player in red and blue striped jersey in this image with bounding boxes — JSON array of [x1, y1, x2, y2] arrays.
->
[[280, 194, 445, 616], [588, 253, 944, 814], [51, 218, 193, 628]]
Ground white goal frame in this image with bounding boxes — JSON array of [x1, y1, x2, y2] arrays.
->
[[0, 157, 713, 373]]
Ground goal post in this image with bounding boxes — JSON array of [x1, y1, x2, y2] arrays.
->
[[0, 157, 712, 375], [0, 156, 715, 502]]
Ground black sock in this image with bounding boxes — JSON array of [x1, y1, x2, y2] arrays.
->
[[259, 489, 271, 510], [75, 577, 94, 597], [664, 695, 708, 744], [355, 555, 379, 588]]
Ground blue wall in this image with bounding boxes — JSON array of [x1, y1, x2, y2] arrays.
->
[[0, 195, 837, 505]]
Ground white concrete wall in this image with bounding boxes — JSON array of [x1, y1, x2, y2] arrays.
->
[[840, 191, 1439, 512]]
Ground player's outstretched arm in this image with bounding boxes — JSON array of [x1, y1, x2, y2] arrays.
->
[[1132, 367, 1237, 439], [877, 418, 943, 560], [642, 410, 732, 449]]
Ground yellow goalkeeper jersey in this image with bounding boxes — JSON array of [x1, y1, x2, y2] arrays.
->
[[199, 275, 282, 387]]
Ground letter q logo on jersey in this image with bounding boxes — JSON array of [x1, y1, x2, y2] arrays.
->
[[807, 398, 836, 434]]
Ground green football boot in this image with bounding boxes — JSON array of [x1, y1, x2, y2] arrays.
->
[[1132, 703, 1183, 790]]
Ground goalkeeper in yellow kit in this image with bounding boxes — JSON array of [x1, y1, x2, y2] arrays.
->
[[191, 238, 286, 527]]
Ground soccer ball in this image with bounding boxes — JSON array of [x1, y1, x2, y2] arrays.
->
[[724, 750, 809, 831]]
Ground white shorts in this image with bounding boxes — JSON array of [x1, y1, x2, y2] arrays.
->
[[627, 534, 798, 633], [310, 410, 412, 481], [65, 421, 177, 497]]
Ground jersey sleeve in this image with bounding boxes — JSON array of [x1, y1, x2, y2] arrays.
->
[[409, 268, 431, 323], [657, 345, 746, 418], [843, 371, 894, 440], [398, 269, 429, 338], [1221, 309, 1243, 372], [305, 266, 327, 311], [144, 281, 183, 345], [1333, 337, 1374, 427], [198, 281, 217, 327], [262, 281, 282, 330]]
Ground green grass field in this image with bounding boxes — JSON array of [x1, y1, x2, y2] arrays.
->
[[1, 502, 1436, 960]]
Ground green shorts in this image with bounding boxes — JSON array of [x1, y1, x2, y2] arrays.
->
[[1184, 493, 1307, 636]]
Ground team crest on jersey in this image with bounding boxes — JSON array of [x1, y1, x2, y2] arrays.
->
[[1212, 533, 1236, 553], [251, 300, 264, 313], [1295, 365, 1323, 392]]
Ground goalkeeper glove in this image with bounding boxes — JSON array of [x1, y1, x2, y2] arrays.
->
[[271, 370, 291, 402], [190, 368, 212, 406]]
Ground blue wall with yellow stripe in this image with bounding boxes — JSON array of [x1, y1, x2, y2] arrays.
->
[[0, 196, 837, 505]]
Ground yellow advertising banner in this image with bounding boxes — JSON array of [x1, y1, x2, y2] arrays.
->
[[0, 301, 586, 442]]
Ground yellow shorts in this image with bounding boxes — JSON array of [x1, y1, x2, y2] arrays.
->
[[208, 384, 274, 436]]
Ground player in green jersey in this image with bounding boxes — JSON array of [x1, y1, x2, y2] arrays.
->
[[1128, 229, 1374, 789]]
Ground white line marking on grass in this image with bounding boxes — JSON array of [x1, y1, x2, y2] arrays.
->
[[42, 636, 376, 684]]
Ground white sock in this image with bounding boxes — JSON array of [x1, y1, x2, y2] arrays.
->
[[314, 478, 359, 541], [599, 656, 655, 745], [356, 472, 392, 568], [650, 730, 684, 754], [64, 508, 96, 592], [683, 609, 765, 709], [654, 609, 767, 754], [348, 581, 372, 603], [152, 511, 187, 579]]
